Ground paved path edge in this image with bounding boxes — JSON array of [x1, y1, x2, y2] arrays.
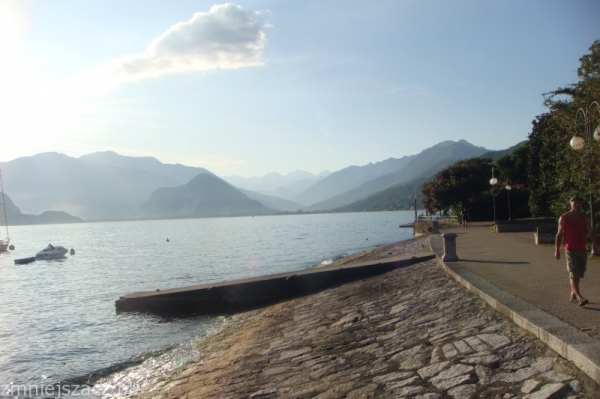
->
[[429, 234, 600, 385]]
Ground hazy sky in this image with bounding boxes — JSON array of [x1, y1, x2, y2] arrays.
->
[[0, 1, 598, 177]]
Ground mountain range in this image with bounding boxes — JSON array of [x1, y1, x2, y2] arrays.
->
[[0, 140, 516, 224]]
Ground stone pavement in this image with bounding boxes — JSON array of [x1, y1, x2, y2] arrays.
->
[[431, 222, 600, 387], [136, 237, 598, 399]]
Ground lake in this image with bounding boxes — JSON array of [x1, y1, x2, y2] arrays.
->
[[0, 211, 415, 397]]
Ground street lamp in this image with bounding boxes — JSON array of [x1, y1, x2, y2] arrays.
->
[[569, 101, 600, 234], [506, 183, 512, 220], [490, 167, 498, 225], [570, 101, 600, 150]]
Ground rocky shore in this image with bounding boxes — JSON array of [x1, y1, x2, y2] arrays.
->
[[134, 236, 596, 398]]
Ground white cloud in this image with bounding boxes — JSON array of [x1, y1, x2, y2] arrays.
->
[[111, 4, 266, 83]]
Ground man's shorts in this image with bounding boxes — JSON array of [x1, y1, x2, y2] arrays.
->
[[566, 250, 587, 278]]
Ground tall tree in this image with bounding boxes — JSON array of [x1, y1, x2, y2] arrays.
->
[[496, 144, 528, 188], [530, 41, 600, 225], [421, 158, 493, 215]]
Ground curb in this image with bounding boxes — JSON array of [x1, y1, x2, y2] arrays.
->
[[430, 234, 600, 386]]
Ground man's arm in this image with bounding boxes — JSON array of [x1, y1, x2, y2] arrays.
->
[[585, 216, 598, 256], [555, 216, 565, 260]]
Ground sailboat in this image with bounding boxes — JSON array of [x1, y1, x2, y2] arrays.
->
[[0, 169, 10, 252]]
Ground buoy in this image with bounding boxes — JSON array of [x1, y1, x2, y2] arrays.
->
[[70, 247, 75, 255], [9, 244, 15, 250]]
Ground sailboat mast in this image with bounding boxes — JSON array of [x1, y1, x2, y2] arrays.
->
[[0, 169, 9, 241]]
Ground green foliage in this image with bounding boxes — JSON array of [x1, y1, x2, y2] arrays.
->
[[420, 145, 532, 221], [577, 40, 600, 101], [496, 144, 528, 187], [420, 158, 494, 214], [530, 40, 600, 230], [527, 113, 573, 216]]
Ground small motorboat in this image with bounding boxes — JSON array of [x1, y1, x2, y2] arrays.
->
[[15, 257, 36, 265], [35, 244, 68, 260]]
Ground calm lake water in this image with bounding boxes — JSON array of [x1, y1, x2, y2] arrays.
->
[[0, 211, 415, 397]]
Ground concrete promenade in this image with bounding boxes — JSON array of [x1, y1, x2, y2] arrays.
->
[[116, 254, 435, 316], [431, 222, 600, 386]]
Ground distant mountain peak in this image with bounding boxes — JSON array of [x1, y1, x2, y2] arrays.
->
[[80, 151, 162, 165], [429, 140, 486, 152], [457, 139, 486, 149], [138, 173, 270, 218]]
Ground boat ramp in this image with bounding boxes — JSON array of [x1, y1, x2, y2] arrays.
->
[[115, 253, 434, 317]]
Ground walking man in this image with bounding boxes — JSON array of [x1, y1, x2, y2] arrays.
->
[[460, 207, 468, 228], [555, 195, 598, 306]]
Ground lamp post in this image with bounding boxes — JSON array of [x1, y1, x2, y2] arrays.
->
[[569, 101, 600, 234], [506, 183, 512, 220], [490, 167, 498, 225]]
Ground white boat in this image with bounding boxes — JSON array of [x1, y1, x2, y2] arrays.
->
[[0, 169, 10, 252], [35, 245, 68, 260]]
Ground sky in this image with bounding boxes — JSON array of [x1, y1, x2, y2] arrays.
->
[[0, 1, 598, 178]]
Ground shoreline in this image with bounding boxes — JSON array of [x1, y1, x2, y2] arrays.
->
[[132, 234, 596, 398], [123, 236, 430, 397]]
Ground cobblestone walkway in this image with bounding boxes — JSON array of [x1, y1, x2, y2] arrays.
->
[[139, 257, 595, 398]]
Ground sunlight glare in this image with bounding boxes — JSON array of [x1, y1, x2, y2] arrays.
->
[[0, 2, 102, 162]]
